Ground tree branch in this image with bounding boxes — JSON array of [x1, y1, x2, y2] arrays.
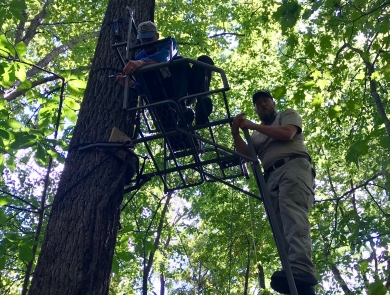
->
[[3, 32, 97, 101], [331, 265, 353, 294], [364, 187, 389, 217], [315, 173, 383, 202], [208, 32, 245, 38], [351, 232, 390, 246], [4, 204, 38, 214], [25, 31, 99, 79], [15, 5, 28, 44], [4, 75, 58, 102], [0, 189, 39, 210], [22, 0, 51, 46], [39, 20, 97, 26]]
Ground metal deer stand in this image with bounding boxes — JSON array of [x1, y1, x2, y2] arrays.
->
[[79, 7, 299, 295]]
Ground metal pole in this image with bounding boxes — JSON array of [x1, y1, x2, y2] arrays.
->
[[243, 128, 298, 295], [123, 6, 134, 109]]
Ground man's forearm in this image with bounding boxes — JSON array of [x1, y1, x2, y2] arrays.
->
[[251, 124, 296, 141], [232, 133, 251, 159], [139, 59, 157, 66]]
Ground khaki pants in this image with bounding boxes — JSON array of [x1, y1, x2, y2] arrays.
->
[[266, 157, 316, 276]]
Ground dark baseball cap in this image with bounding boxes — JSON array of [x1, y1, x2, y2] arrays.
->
[[137, 21, 158, 39], [252, 90, 273, 104]]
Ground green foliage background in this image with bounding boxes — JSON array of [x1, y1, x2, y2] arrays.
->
[[0, 0, 389, 294]]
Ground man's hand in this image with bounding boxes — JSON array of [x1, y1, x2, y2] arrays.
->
[[123, 60, 143, 75], [232, 113, 245, 134], [116, 74, 135, 88], [239, 118, 257, 130]]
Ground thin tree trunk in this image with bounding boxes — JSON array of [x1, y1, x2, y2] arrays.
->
[[143, 192, 173, 295], [28, 1, 155, 294], [160, 273, 165, 295], [21, 158, 53, 295], [331, 265, 353, 295], [244, 236, 251, 295]]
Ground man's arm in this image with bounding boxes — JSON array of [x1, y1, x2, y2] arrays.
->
[[240, 119, 298, 141], [123, 38, 178, 75], [123, 59, 157, 75], [231, 113, 251, 157], [140, 38, 178, 63]]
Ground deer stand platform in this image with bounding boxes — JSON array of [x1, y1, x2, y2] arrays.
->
[[123, 53, 249, 194], [79, 32, 300, 295]]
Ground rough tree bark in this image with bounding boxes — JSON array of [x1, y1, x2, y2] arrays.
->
[[28, 1, 155, 294]]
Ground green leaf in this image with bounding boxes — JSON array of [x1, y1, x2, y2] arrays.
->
[[144, 240, 154, 253], [286, 34, 298, 48], [111, 256, 119, 274], [320, 35, 332, 50], [5, 232, 22, 241], [68, 79, 87, 90], [0, 209, 6, 225], [9, 0, 27, 10], [272, 86, 286, 99], [0, 244, 6, 255], [10, 8, 25, 21], [328, 105, 341, 119], [63, 105, 77, 123], [15, 64, 26, 82], [17, 80, 32, 90], [385, 218, 390, 229], [316, 79, 329, 89], [0, 128, 12, 140], [379, 136, 390, 149], [303, 81, 315, 89], [6, 156, 16, 172], [367, 277, 386, 295], [0, 35, 15, 55], [305, 43, 316, 58], [15, 42, 27, 57], [3, 119, 22, 129], [312, 94, 323, 109], [35, 144, 47, 164], [292, 91, 305, 104], [0, 195, 11, 206], [356, 72, 365, 80], [18, 244, 33, 262], [301, 9, 312, 20], [358, 260, 369, 272], [0, 255, 5, 270], [9, 132, 37, 149], [346, 140, 369, 164], [116, 251, 135, 261], [64, 98, 81, 110]]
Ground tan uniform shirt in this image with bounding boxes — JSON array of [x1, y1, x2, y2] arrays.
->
[[251, 108, 309, 170]]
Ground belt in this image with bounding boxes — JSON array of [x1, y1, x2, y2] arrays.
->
[[264, 154, 311, 175]]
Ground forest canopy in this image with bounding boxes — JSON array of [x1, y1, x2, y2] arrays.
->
[[0, 0, 389, 294]]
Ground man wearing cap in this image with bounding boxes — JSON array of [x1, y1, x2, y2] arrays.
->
[[231, 90, 318, 295], [121, 21, 179, 85], [119, 21, 213, 128]]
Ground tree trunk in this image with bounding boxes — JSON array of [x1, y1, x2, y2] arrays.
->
[[244, 236, 251, 295], [28, 1, 155, 294], [143, 193, 173, 295]]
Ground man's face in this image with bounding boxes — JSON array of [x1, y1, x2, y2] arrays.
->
[[140, 33, 159, 54], [254, 96, 276, 123]]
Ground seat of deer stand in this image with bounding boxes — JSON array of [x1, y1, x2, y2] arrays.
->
[[134, 58, 199, 152]]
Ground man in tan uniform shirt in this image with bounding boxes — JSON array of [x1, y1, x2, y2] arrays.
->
[[231, 90, 318, 295]]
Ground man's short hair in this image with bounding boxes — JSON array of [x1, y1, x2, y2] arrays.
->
[[252, 90, 273, 104], [137, 21, 158, 39]]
